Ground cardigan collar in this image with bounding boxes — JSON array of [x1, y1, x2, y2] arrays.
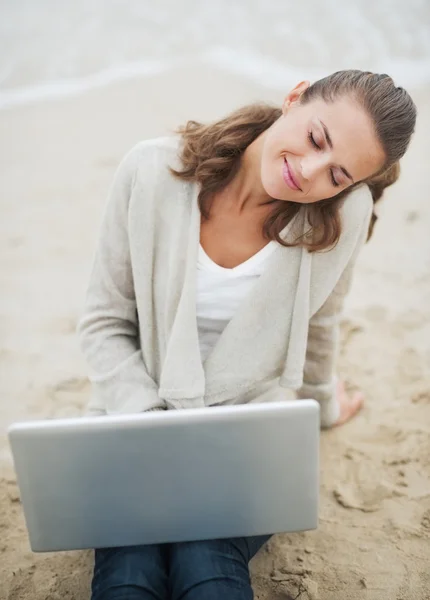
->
[[158, 182, 312, 408]]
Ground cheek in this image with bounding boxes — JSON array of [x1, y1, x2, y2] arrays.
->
[[261, 125, 290, 173], [260, 152, 284, 197], [264, 117, 291, 153]]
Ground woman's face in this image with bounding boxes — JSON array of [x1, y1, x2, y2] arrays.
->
[[260, 82, 386, 204]]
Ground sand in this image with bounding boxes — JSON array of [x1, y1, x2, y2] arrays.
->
[[1, 66, 429, 600]]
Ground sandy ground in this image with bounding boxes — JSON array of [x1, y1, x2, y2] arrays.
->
[[0, 66, 429, 600]]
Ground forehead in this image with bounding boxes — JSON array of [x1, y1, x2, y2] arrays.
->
[[304, 97, 385, 180]]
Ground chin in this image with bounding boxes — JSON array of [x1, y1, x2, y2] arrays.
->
[[265, 183, 298, 202], [261, 176, 288, 201]]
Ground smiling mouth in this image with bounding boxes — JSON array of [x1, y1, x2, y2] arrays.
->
[[283, 158, 301, 191]]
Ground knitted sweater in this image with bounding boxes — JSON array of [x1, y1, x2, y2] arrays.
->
[[77, 137, 372, 428]]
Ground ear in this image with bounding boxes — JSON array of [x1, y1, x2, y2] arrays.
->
[[282, 80, 310, 114]]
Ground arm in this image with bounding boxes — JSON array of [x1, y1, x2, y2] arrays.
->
[[297, 195, 372, 429], [77, 146, 166, 414], [296, 258, 356, 428]]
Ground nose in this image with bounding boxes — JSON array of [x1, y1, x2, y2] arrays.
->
[[300, 154, 330, 182]]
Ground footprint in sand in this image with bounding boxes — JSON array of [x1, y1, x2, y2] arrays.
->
[[359, 426, 429, 467], [332, 451, 404, 512], [333, 480, 402, 513]]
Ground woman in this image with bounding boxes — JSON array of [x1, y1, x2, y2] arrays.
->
[[78, 70, 416, 600]]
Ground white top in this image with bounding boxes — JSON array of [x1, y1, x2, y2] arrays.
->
[[196, 242, 277, 362]]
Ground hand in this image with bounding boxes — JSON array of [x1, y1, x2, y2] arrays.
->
[[333, 379, 364, 427]]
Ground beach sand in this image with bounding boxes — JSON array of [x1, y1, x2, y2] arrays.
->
[[1, 66, 429, 600]]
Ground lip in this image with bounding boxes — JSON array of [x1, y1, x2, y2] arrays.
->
[[282, 158, 301, 191]]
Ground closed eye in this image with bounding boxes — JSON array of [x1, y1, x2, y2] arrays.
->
[[309, 131, 340, 187], [308, 131, 320, 150], [330, 170, 340, 187]]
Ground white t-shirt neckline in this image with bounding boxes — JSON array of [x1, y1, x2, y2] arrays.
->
[[196, 241, 278, 363], [198, 241, 277, 276]]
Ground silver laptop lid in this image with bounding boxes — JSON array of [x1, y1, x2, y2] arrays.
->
[[8, 400, 320, 552]]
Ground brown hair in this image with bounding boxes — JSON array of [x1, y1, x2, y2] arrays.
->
[[171, 70, 416, 252]]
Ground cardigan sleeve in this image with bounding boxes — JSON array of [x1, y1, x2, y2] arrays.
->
[[296, 195, 372, 429], [77, 146, 166, 414]]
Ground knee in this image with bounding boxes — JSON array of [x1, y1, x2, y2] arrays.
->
[[170, 538, 250, 580], [93, 548, 144, 586], [169, 539, 253, 600], [92, 552, 144, 600], [91, 546, 166, 600]]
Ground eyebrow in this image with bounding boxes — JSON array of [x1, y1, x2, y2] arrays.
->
[[319, 120, 355, 183]]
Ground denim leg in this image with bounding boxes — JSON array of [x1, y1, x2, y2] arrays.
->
[[91, 544, 169, 600], [168, 535, 271, 600]]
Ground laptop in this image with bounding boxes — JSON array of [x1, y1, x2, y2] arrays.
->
[[8, 399, 320, 553]]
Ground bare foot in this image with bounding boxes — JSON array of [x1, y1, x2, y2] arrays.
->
[[333, 379, 364, 427]]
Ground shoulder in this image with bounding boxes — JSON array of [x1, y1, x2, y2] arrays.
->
[[123, 136, 193, 221], [339, 184, 373, 233], [124, 136, 180, 173], [115, 136, 183, 186]]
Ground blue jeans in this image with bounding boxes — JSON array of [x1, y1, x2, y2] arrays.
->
[[91, 535, 271, 600]]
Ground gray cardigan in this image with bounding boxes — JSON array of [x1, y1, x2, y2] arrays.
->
[[77, 137, 373, 428]]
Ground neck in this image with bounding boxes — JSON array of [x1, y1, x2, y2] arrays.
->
[[224, 131, 273, 213]]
